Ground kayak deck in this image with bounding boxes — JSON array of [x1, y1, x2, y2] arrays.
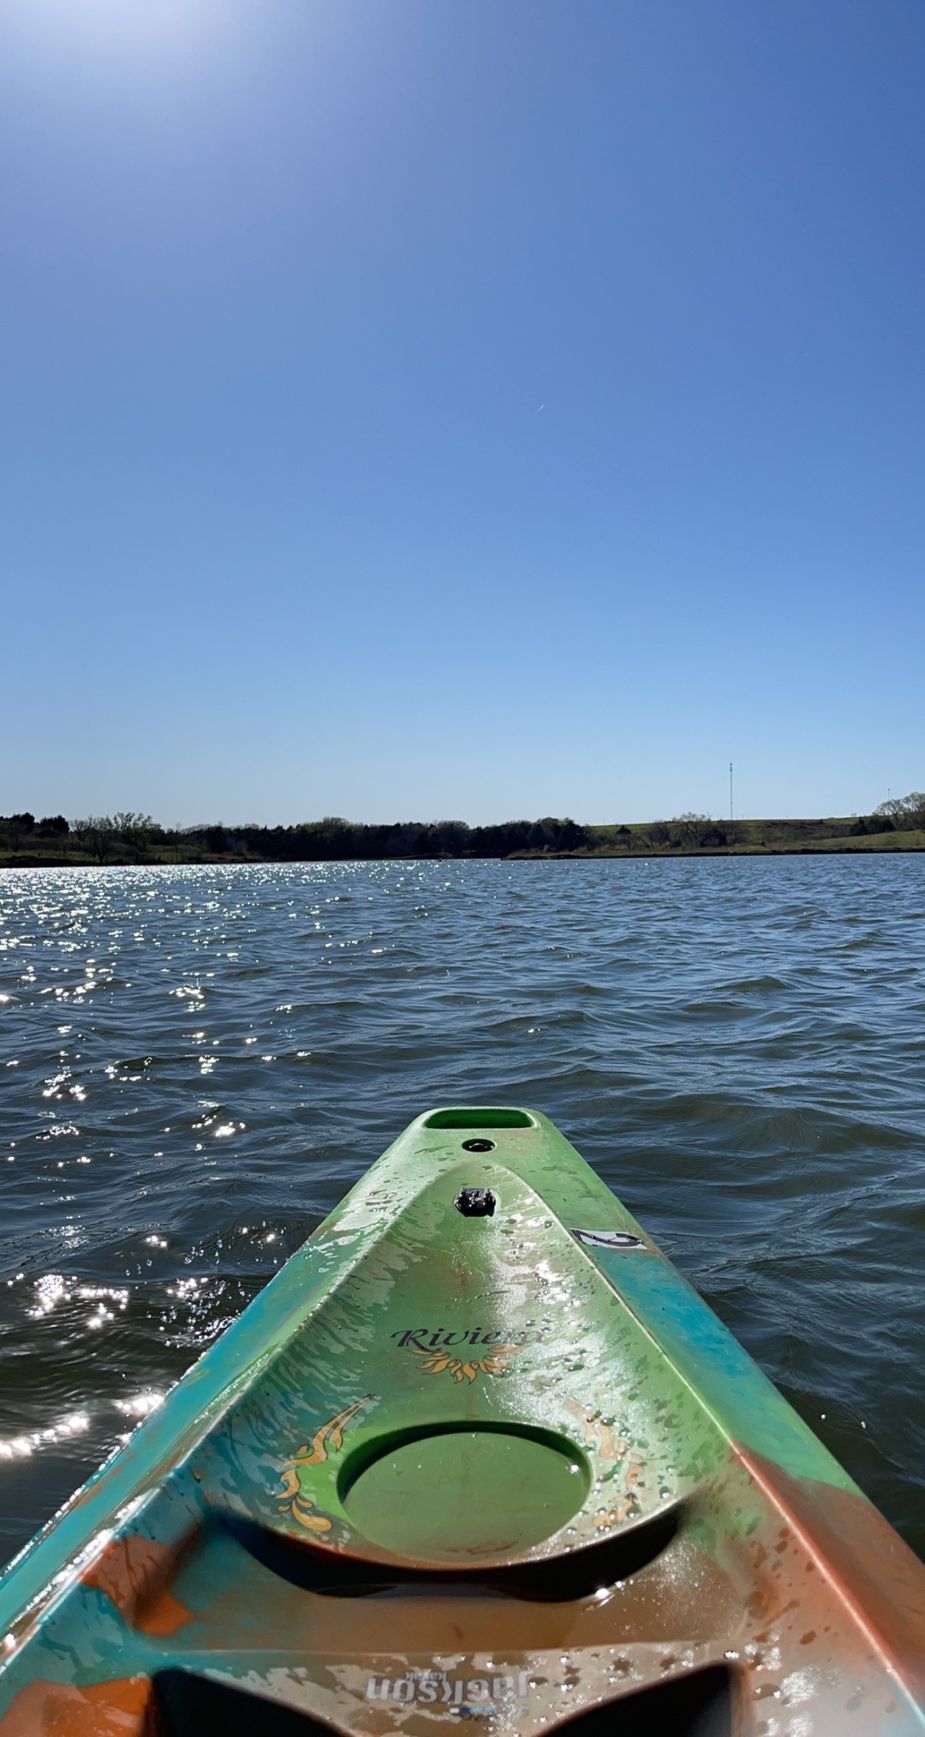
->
[[0, 1107, 922, 1734]]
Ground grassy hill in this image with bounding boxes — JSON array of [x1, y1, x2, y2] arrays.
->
[[580, 817, 925, 856]]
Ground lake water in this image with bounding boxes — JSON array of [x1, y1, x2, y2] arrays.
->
[[1, 857, 923, 1565]]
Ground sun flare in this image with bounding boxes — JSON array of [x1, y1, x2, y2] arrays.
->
[[5, 0, 231, 66]]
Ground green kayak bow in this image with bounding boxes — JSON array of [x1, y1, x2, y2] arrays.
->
[[0, 1107, 923, 1735]]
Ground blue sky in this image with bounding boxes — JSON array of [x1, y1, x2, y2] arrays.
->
[[2, 0, 923, 825]]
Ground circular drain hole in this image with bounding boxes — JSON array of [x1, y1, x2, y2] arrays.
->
[[461, 1138, 495, 1152], [341, 1427, 588, 1565]]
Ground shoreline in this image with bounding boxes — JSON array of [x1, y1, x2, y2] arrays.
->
[[3, 840, 924, 869], [3, 811, 923, 868]]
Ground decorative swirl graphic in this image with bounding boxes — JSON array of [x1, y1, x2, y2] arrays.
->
[[563, 1400, 647, 1527], [277, 1397, 371, 1532], [410, 1345, 518, 1383]]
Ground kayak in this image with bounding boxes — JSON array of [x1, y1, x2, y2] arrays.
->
[[0, 1106, 923, 1735]]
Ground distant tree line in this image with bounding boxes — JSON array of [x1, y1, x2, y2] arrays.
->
[[1, 795, 921, 862], [2, 812, 72, 849], [855, 792, 925, 834], [190, 816, 589, 859], [0, 811, 589, 861]]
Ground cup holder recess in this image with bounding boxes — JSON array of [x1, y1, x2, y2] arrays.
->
[[337, 1423, 590, 1566]]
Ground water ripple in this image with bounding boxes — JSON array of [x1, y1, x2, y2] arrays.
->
[[1, 856, 924, 1561]]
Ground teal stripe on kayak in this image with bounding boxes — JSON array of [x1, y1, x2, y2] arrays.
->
[[581, 1240, 858, 1493]]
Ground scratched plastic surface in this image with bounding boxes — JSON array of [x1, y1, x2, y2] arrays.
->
[[0, 1109, 923, 1735]]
